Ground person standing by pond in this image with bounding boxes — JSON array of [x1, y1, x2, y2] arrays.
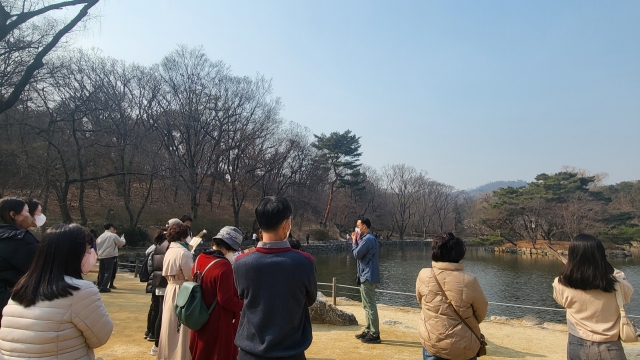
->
[[0, 197, 39, 324], [352, 217, 381, 344], [553, 234, 634, 360], [416, 232, 488, 360]]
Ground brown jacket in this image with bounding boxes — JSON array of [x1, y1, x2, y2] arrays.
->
[[416, 262, 488, 360]]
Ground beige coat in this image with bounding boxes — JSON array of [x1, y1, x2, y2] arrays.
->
[[553, 269, 633, 342], [0, 277, 113, 360], [96, 231, 126, 259], [416, 262, 488, 360], [158, 242, 193, 360]]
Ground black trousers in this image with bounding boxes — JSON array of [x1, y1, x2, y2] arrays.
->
[[97, 257, 117, 291], [155, 294, 164, 347], [146, 292, 162, 335], [110, 259, 117, 286]]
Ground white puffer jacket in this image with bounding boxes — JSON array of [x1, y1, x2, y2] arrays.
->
[[0, 276, 113, 360]]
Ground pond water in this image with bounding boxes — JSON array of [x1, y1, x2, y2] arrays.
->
[[313, 246, 640, 323]]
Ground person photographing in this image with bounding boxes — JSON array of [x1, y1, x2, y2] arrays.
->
[[352, 218, 381, 344]]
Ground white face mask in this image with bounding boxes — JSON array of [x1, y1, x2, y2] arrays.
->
[[355, 227, 361, 235], [81, 249, 97, 274], [224, 252, 234, 264], [34, 214, 46, 227], [185, 236, 192, 244]]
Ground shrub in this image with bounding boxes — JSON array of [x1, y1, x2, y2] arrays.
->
[[309, 228, 330, 242], [598, 225, 640, 245], [121, 226, 150, 247]]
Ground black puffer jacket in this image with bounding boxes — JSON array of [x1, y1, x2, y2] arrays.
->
[[151, 240, 169, 290], [0, 223, 39, 319], [0, 223, 39, 289]]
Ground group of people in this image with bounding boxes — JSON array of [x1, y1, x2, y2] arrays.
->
[[414, 232, 635, 360], [141, 196, 317, 360], [0, 193, 636, 360]]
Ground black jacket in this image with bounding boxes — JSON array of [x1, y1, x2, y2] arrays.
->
[[0, 223, 39, 290], [151, 240, 169, 290]]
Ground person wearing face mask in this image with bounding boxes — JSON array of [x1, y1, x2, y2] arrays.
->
[[189, 226, 244, 360], [0, 197, 39, 324], [0, 223, 112, 358], [233, 196, 317, 360], [26, 199, 46, 229], [352, 217, 381, 344]]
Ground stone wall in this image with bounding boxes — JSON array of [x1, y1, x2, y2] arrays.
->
[[486, 246, 632, 258]]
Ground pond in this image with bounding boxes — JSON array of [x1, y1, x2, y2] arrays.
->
[[313, 246, 640, 323]]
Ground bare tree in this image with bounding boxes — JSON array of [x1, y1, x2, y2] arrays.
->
[[0, 0, 99, 114], [383, 164, 425, 240]]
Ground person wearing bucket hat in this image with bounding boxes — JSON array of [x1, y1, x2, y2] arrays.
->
[[189, 226, 244, 360]]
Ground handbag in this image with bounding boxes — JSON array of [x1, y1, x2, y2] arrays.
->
[[615, 282, 638, 343], [432, 268, 487, 357]]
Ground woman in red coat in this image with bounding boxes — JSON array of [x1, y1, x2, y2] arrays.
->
[[190, 226, 244, 360]]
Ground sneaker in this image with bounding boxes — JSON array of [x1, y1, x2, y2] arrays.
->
[[147, 335, 156, 342], [98, 288, 111, 293], [150, 345, 158, 356], [109, 285, 117, 290], [361, 333, 381, 344], [355, 330, 369, 339], [144, 331, 150, 339]]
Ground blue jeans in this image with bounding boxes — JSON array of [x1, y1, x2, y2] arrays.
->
[[423, 348, 477, 360]]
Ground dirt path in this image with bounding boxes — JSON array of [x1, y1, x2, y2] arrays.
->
[[89, 273, 640, 360]]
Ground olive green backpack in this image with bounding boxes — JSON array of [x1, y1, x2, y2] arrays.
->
[[175, 257, 221, 331]]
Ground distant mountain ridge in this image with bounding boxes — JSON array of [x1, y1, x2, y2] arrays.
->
[[467, 180, 528, 195]]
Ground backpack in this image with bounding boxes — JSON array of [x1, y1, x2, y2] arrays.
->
[[139, 253, 151, 283], [174, 257, 221, 331]]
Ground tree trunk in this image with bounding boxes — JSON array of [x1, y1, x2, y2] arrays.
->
[[54, 184, 73, 223], [134, 176, 154, 227], [321, 179, 338, 225]]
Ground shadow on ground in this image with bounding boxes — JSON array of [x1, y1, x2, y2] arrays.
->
[[486, 340, 547, 358], [380, 340, 423, 349]]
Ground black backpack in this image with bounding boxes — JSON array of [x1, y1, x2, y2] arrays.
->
[[139, 253, 151, 282]]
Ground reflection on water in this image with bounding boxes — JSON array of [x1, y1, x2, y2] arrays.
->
[[314, 246, 640, 323]]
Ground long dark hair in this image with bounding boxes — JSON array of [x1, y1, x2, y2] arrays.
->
[[11, 223, 92, 307], [558, 234, 617, 292]]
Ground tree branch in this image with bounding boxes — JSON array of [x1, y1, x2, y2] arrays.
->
[[0, 0, 98, 114]]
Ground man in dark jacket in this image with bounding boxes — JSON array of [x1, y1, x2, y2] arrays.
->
[[0, 197, 39, 323], [234, 196, 317, 360]]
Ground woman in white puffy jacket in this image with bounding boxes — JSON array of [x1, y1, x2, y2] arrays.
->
[[0, 223, 113, 360]]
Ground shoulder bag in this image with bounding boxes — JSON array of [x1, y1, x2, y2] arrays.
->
[[615, 282, 638, 343], [432, 268, 487, 357]]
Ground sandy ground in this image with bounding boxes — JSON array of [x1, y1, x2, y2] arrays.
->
[[88, 272, 640, 360]]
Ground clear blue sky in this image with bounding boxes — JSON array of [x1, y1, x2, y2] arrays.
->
[[77, 0, 640, 189]]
